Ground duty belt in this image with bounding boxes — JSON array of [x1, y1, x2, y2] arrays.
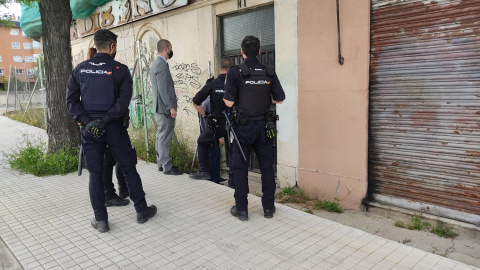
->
[[250, 114, 266, 121]]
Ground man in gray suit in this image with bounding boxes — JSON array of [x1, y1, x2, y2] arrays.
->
[[150, 39, 183, 175]]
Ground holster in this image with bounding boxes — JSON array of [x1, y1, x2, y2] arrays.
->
[[234, 108, 249, 126], [122, 110, 130, 129]]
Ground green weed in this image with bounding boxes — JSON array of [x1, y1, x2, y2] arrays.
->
[[313, 198, 344, 213], [407, 214, 431, 230], [275, 186, 310, 204], [395, 214, 458, 238], [128, 126, 194, 173], [6, 140, 78, 176], [6, 109, 46, 129], [395, 221, 406, 228], [431, 221, 458, 239], [128, 127, 156, 163], [304, 209, 314, 214]]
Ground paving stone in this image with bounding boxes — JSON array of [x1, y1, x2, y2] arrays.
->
[[0, 116, 476, 270]]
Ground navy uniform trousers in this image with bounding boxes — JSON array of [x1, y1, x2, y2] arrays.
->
[[82, 120, 147, 221], [103, 147, 127, 200], [197, 119, 231, 177], [232, 120, 275, 211]]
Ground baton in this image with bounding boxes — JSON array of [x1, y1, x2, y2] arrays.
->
[[77, 126, 83, 176], [77, 144, 83, 176], [223, 111, 247, 162]]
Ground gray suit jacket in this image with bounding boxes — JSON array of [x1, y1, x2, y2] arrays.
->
[[150, 57, 177, 114]]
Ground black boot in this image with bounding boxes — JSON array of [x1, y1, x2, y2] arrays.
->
[[264, 206, 276, 218], [230, 206, 248, 221], [118, 191, 129, 199], [91, 218, 109, 233], [137, 205, 157, 224], [189, 171, 211, 180], [105, 195, 130, 207]]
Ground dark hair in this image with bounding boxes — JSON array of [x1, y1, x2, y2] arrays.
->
[[87, 47, 97, 59], [94, 29, 117, 50], [157, 39, 171, 52], [220, 58, 232, 70], [241, 36, 260, 58]]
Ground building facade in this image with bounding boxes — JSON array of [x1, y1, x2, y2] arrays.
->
[[69, 0, 480, 225], [0, 20, 42, 90]]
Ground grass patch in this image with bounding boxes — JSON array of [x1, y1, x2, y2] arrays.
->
[[304, 209, 314, 214], [395, 214, 458, 238], [6, 140, 78, 176], [275, 186, 344, 214], [431, 221, 458, 238], [170, 136, 194, 174], [129, 127, 156, 163], [275, 186, 310, 204], [395, 221, 406, 228], [314, 198, 344, 213], [407, 214, 431, 231], [128, 126, 195, 174], [5, 109, 46, 129]]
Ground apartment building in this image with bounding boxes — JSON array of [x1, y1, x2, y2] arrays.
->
[[0, 18, 42, 90]]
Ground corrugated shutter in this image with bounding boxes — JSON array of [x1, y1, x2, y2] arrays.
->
[[369, 0, 480, 216]]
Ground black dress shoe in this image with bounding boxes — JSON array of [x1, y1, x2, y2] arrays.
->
[[264, 206, 276, 218], [137, 205, 157, 224], [91, 218, 109, 233], [118, 191, 129, 199], [230, 206, 248, 221], [164, 166, 183, 175], [189, 171, 211, 180], [105, 196, 130, 207]]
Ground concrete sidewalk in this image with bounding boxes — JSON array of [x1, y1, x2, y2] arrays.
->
[[0, 115, 477, 270]]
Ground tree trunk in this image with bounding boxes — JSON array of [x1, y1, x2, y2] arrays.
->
[[39, 0, 79, 151]]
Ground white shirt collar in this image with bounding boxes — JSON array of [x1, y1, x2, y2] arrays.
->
[[157, 55, 168, 63]]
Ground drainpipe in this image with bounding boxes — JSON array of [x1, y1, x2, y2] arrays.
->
[[336, 0, 345, 65]]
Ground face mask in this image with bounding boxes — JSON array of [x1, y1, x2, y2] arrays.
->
[[167, 49, 173, 59]]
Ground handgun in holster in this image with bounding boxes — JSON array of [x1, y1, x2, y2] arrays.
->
[[234, 108, 249, 126], [122, 109, 130, 129]]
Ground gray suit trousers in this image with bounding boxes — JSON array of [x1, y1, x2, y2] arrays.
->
[[155, 113, 175, 171]]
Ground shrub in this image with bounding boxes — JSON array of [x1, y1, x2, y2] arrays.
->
[[6, 140, 78, 176]]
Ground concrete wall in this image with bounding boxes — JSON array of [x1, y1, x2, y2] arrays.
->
[[297, 0, 370, 209], [71, 0, 300, 182], [274, 0, 298, 188]]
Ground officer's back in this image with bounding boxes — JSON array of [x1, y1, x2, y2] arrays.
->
[[66, 29, 157, 233], [223, 35, 285, 221]]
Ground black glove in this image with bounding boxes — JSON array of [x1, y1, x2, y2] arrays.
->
[[204, 114, 217, 130], [78, 115, 91, 127], [266, 121, 276, 138], [85, 120, 105, 138]]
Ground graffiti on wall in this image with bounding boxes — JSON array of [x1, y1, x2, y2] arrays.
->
[[75, 0, 188, 38]]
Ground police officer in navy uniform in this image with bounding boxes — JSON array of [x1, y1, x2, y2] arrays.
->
[[224, 36, 285, 221], [103, 147, 130, 201], [190, 58, 233, 182], [66, 29, 157, 232]]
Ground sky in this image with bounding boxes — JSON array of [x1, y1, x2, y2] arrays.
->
[[0, 2, 22, 20]]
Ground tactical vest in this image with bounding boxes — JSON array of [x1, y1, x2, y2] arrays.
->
[[78, 59, 117, 114], [210, 75, 228, 119], [234, 63, 274, 117]]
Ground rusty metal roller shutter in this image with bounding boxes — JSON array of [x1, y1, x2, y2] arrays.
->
[[369, 0, 480, 216]]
